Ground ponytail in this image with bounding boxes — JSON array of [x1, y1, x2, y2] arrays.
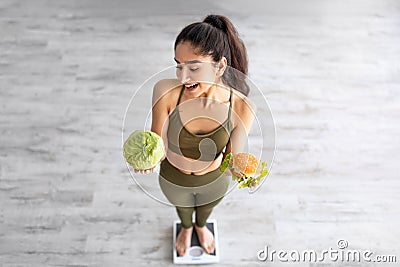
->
[[175, 15, 250, 96], [203, 15, 248, 76]]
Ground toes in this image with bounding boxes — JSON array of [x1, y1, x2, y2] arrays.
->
[[181, 247, 187, 256], [177, 245, 188, 256], [176, 246, 185, 256], [205, 242, 215, 254], [210, 242, 215, 253]]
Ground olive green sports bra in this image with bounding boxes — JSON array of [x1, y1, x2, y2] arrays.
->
[[167, 86, 233, 161]]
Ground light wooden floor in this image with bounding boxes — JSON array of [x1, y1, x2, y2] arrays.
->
[[1, 0, 399, 266]]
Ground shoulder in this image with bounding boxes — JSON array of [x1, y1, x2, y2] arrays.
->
[[152, 79, 182, 110], [231, 89, 256, 132], [232, 89, 256, 117]]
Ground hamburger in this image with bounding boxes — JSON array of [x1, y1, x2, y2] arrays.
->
[[220, 153, 268, 189]]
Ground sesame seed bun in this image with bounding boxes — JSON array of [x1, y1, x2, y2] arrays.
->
[[229, 153, 260, 177]]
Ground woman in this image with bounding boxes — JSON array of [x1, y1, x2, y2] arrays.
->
[[136, 15, 255, 256]]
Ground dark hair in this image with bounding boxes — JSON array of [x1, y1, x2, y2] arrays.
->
[[174, 14, 250, 96]]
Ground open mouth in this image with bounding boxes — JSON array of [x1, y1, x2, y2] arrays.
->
[[185, 83, 199, 90]]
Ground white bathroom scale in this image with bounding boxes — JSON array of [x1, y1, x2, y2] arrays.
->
[[173, 219, 220, 264]]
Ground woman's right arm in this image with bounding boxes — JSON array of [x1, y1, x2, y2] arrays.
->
[[151, 80, 171, 155], [133, 80, 172, 174]]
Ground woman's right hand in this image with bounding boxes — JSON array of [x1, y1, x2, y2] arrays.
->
[[134, 167, 156, 174], [133, 155, 165, 174]]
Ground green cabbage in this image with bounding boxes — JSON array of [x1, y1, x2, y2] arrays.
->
[[123, 130, 165, 170]]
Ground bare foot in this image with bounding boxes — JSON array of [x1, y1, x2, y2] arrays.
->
[[176, 225, 193, 256], [194, 224, 215, 254]]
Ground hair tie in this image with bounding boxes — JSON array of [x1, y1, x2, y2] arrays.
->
[[203, 15, 226, 33]]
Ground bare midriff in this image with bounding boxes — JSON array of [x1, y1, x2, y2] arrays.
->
[[166, 149, 223, 175]]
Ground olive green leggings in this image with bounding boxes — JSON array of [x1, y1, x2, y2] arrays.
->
[[159, 159, 230, 229]]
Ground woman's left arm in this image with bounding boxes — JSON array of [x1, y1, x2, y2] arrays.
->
[[223, 94, 256, 158]]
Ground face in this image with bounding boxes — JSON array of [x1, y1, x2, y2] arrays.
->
[[175, 41, 225, 97]]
